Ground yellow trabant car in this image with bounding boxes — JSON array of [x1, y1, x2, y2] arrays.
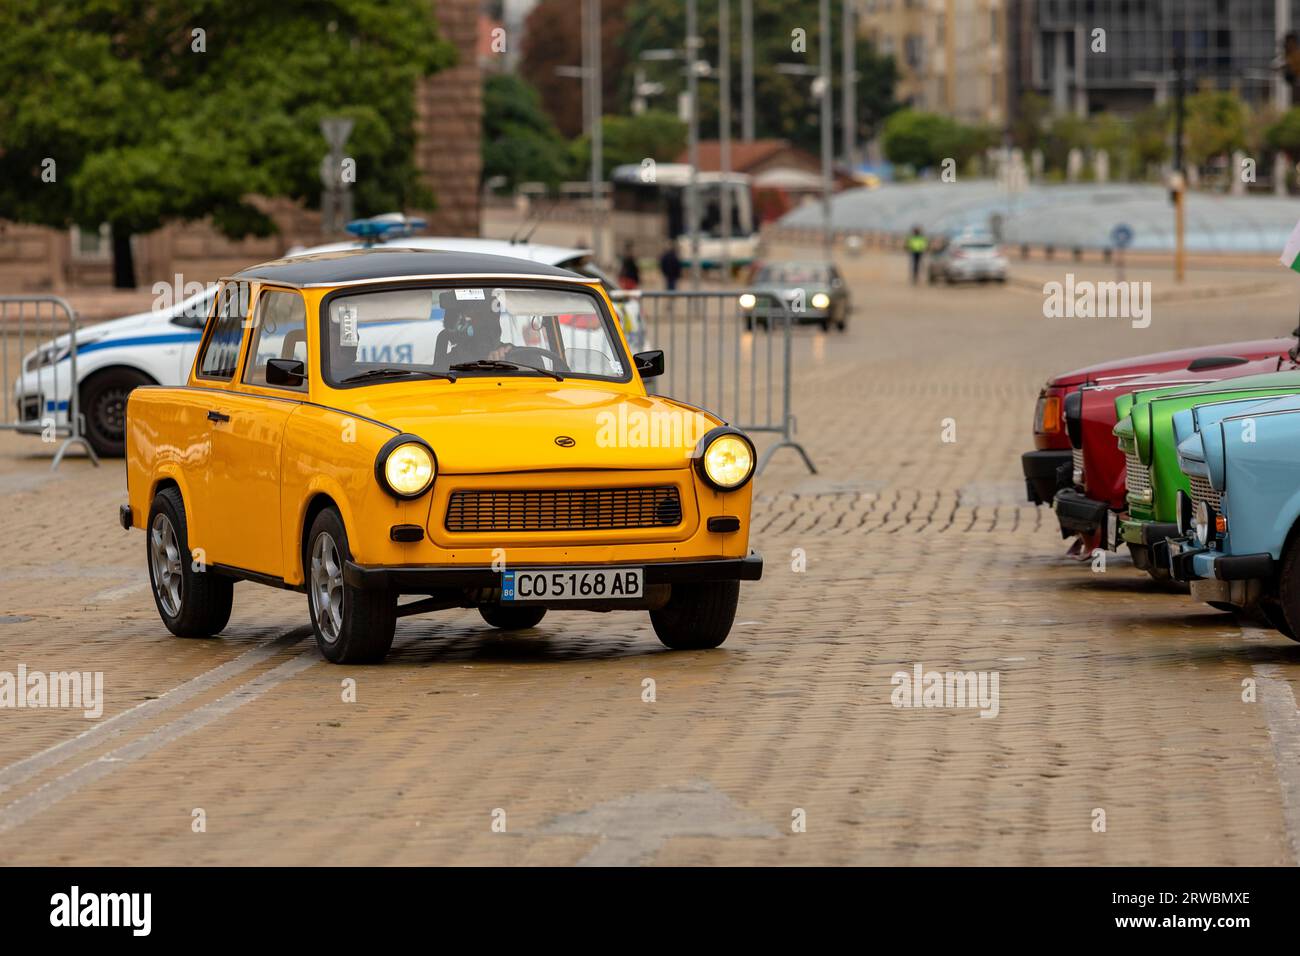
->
[[121, 249, 762, 663]]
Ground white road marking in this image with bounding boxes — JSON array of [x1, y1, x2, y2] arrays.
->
[[542, 781, 779, 866], [1241, 625, 1300, 864], [0, 630, 308, 798], [0, 649, 318, 835]]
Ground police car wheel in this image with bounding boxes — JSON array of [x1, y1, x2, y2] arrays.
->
[[82, 367, 151, 458]]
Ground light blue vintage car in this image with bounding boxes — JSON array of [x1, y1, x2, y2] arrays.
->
[[1167, 392, 1300, 638]]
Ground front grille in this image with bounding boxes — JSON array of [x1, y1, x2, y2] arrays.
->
[[1125, 452, 1151, 500], [1071, 447, 1084, 482], [446, 486, 683, 533], [1187, 474, 1221, 514]]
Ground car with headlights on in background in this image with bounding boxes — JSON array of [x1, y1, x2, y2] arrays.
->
[[927, 232, 1007, 285], [739, 260, 849, 331]]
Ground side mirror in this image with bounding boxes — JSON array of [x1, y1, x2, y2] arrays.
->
[[634, 349, 664, 378], [265, 357, 306, 386]]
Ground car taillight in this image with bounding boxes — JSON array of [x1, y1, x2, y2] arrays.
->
[[1034, 395, 1062, 434]]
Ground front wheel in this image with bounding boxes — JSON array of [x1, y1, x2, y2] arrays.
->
[[306, 508, 396, 663], [1272, 537, 1300, 642], [147, 486, 233, 638], [82, 367, 151, 458], [480, 604, 547, 630], [649, 580, 739, 650]]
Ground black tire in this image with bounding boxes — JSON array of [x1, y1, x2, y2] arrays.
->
[[305, 507, 396, 663], [82, 367, 152, 458], [1207, 601, 1236, 613], [1273, 537, 1300, 642], [649, 580, 739, 650], [479, 605, 547, 630], [819, 318, 830, 332], [146, 486, 233, 638], [1260, 596, 1296, 639]]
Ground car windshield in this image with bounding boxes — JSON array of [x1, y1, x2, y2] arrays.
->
[[758, 263, 829, 284], [322, 284, 629, 385]]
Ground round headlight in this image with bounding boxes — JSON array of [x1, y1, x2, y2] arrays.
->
[[738, 292, 757, 310], [811, 292, 831, 310], [1193, 500, 1215, 547], [378, 439, 435, 498], [699, 431, 755, 490]]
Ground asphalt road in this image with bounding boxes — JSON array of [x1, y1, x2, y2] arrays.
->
[[1, 247, 1298, 865]]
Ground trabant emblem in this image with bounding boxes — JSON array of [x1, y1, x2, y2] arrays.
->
[[554, 436, 576, 447]]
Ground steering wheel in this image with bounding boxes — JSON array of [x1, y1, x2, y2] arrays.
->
[[504, 345, 567, 370]]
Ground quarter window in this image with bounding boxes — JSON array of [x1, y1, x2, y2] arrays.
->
[[197, 281, 250, 380], [244, 289, 308, 390]]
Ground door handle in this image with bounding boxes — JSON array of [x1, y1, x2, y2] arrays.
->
[[207, 410, 231, 423]]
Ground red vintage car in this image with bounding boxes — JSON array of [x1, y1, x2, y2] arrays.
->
[[1022, 337, 1294, 509]]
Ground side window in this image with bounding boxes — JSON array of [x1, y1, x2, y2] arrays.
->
[[196, 281, 250, 380], [243, 289, 308, 390]]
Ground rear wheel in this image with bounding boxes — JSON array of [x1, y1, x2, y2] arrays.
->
[[479, 605, 547, 630], [147, 486, 232, 638], [82, 367, 151, 458], [1260, 597, 1296, 639], [649, 580, 739, 650], [305, 508, 396, 663]]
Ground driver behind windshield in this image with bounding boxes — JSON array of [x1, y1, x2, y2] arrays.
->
[[442, 295, 511, 365]]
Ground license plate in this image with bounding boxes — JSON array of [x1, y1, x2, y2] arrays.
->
[[502, 567, 644, 602], [1106, 510, 1119, 551]]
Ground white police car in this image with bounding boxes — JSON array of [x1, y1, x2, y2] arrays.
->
[[14, 216, 629, 457]]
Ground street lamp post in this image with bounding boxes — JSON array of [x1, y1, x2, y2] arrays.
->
[[841, 0, 856, 170], [583, 0, 604, 266], [720, 0, 732, 281], [687, 0, 702, 289], [740, 0, 754, 142], [819, 0, 834, 266]]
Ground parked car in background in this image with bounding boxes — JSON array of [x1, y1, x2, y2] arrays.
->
[[740, 260, 849, 331], [1022, 338, 1296, 509], [121, 249, 763, 663], [1111, 370, 1300, 579], [1167, 393, 1300, 639], [14, 217, 621, 457], [927, 232, 1008, 285]]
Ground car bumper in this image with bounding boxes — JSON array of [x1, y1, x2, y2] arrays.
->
[[1022, 449, 1071, 504], [344, 552, 765, 592], [1167, 537, 1273, 603], [1052, 488, 1121, 547]]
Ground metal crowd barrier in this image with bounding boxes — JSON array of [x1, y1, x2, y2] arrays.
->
[[0, 295, 99, 470], [612, 288, 816, 475]]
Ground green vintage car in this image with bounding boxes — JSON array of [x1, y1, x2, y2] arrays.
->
[[1113, 369, 1300, 579]]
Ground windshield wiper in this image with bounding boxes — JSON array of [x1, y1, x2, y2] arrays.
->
[[341, 367, 457, 384], [447, 359, 564, 381]]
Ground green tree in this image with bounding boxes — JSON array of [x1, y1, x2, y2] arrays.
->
[[1184, 90, 1248, 166], [568, 110, 687, 179], [621, 0, 897, 157], [880, 110, 986, 172], [0, 0, 455, 287], [1266, 106, 1300, 158], [482, 73, 570, 191]]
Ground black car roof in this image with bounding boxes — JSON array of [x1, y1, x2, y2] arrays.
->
[[229, 248, 588, 288]]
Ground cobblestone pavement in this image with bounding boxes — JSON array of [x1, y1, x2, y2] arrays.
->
[[0, 248, 1298, 865]]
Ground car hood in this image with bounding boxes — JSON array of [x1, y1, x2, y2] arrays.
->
[[1047, 338, 1292, 388], [348, 384, 723, 474]]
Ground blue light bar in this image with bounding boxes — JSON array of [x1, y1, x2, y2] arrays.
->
[[344, 213, 429, 245]]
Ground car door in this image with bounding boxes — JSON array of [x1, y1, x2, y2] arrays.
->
[[203, 286, 306, 578]]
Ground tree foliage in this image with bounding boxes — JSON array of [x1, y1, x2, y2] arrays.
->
[[0, 0, 455, 285], [880, 110, 992, 171], [568, 110, 687, 179], [520, 0, 628, 140], [482, 73, 570, 190]]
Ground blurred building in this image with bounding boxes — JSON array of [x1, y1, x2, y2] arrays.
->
[[858, 0, 1009, 126], [0, 0, 482, 292], [1018, 0, 1299, 116]]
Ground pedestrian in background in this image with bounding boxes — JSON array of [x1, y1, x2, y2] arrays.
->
[[618, 241, 641, 290], [659, 243, 682, 291], [906, 226, 927, 285]]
